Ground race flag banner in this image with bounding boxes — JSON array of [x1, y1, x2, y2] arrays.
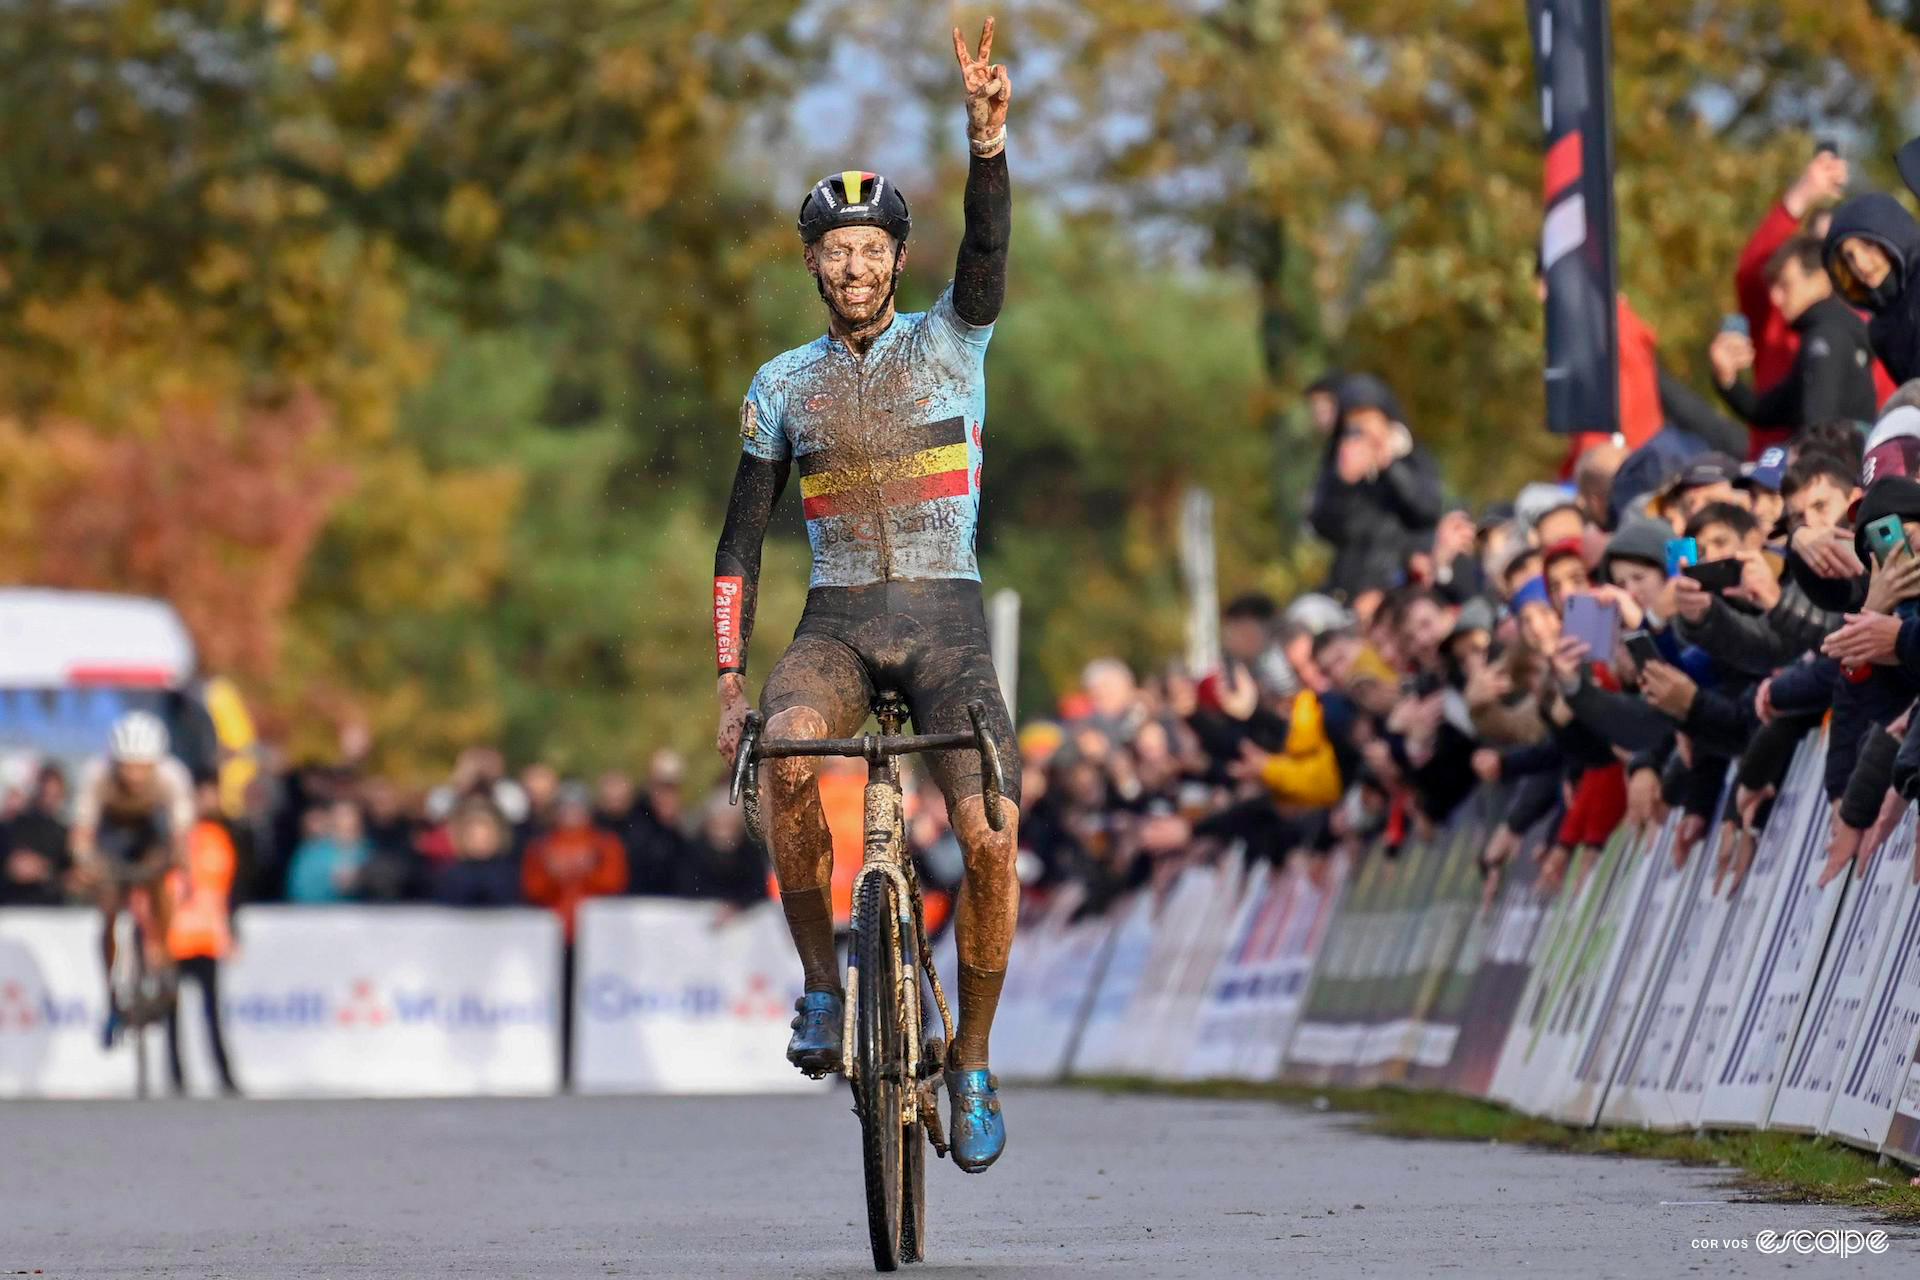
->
[[1528, 0, 1620, 435]]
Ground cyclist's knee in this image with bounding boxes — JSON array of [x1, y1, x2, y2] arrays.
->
[[952, 796, 1016, 872], [765, 707, 830, 795]]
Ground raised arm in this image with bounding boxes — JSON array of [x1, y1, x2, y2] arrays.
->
[[952, 18, 1011, 327], [714, 450, 790, 762]]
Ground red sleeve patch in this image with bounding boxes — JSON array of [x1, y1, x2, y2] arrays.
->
[[714, 576, 745, 672]]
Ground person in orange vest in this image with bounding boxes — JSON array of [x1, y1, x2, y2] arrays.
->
[[165, 776, 239, 1096]]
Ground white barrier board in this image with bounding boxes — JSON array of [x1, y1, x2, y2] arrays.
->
[[573, 899, 821, 1094], [1769, 814, 1915, 1134], [1697, 783, 1844, 1130], [1663, 748, 1825, 1128], [223, 906, 561, 1097], [1831, 885, 1920, 1152], [0, 909, 132, 1098]]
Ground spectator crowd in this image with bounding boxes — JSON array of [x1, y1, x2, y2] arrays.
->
[[12, 147, 1920, 940], [999, 143, 1920, 913]]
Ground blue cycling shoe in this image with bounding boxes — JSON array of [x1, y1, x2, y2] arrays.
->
[[100, 1002, 121, 1050], [786, 990, 844, 1078], [943, 1065, 1006, 1173]]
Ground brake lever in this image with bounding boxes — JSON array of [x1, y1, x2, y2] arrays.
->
[[966, 700, 1008, 832], [729, 710, 762, 806]]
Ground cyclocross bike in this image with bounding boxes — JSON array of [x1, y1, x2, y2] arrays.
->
[[100, 856, 179, 1097], [730, 693, 1009, 1272]]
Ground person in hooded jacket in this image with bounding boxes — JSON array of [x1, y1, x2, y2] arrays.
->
[[1712, 235, 1879, 435], [1306, 373, 1443, 608], [1825, 192, 1920, 387]]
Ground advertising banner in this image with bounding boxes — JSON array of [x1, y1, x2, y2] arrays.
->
[[1490, 826, 1637, 1115], [1545, 819, 1688, 1125], [1183, 863, 1279, 1081], [1435, 822, 1555, 1096], [0, 909, 132, 1098], [1484, 824, 1615, 1108], [1153, 853, 1251, 1079], [1284, 842, 1396, 1081], [1551, 815, 1695, 1124], [221, 906, 561, 1097], [1068, 892, 1157, 1076], [1695, 765, 1841, 1130], [1662, 747, 1824, 1127], [1769, 813, 1915, 1134], [573, 899, 821, 1095], [1836, 883, 1920, 1155]]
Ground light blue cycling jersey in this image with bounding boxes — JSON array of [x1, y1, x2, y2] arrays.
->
[[739, 285, 993, 589]]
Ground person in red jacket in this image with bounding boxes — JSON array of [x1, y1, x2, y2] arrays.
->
[[522, 783, 628, 941], [1735, 146, 1894, 454], [522, 783, 627, 1087]]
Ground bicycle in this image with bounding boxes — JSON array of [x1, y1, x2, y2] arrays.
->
[[730, 692, 1009, 1272], [94, 854, 180, 1097]]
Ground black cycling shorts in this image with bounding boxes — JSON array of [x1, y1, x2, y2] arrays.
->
[[95, 812, 170, 866], [762, 579, 1021, 811]]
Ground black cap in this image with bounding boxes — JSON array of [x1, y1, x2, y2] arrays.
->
[[1669, 453, 1742, 492], [1335, 373, 1405, 426], [1853, 477, 1920, 561]]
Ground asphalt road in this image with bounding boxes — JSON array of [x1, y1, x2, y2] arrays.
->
[[1, 1088, 1908, 1278]]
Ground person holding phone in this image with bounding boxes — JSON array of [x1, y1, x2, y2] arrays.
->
[[1823, 479, 1920, 670], [1711, 235, 1878, 439], [1733, 143, 1894, 438]]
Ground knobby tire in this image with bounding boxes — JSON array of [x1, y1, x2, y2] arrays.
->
[[857, 873, 905, 1271]]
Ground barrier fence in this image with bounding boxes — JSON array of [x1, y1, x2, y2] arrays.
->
[[7, 730, 1920, 1171]]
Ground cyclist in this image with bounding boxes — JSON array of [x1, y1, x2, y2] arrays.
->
[[71, 710, 195, 1046], [714, 19, 1016, 1172]]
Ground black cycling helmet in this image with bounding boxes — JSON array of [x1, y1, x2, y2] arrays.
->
[[797, 170, 911, 246]]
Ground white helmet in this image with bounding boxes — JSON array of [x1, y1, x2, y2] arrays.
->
[[108, 710, 170, 765]]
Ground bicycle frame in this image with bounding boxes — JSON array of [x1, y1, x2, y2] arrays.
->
[[732, 693, 1006, 1267], [732, 694, 1005, 1110]]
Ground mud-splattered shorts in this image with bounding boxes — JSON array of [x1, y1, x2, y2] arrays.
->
[[762, 579, 1021, 812]]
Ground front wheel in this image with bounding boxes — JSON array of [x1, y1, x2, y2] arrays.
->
[[856, 873, 907, 1271]]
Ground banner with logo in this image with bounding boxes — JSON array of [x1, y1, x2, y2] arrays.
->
[[572, 899, 823, 1095], [1695, 764, 1841, 1130], [1066, 892, 1157, 1076], [220, 906, 560, 1097], [1486, 825, 1633, 1111], [1432, 819, 1554, 1096], [1389, 817, 1497, 1080], [1770, 814, 1916, 1134], [1550, 814, 1696, 1125], [1836, 881, 1920, 1155], [0, 909, 130, 1097]]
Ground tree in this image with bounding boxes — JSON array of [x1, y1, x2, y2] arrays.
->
[[0, 1, 807, 774], [1044, 0, 1920, 501]]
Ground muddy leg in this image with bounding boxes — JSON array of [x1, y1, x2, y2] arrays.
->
[[764, 706, 842, 993], [948, 794, 1018, 1069]]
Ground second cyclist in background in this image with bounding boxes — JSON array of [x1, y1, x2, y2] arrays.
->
[[71, 710, 196, 1047]]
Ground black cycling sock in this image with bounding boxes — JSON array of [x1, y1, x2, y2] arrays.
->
[[780, 885, 841, 994], [951, 963, 1006, 1070]]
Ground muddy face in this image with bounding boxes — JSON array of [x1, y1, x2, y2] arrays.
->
[[805, 226, 904, 336]]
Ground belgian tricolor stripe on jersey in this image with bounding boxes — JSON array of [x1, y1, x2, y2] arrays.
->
[[798, 417, 968, 521]]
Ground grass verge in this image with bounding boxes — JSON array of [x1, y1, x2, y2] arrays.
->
[[1077, 1075, 1920, 1221]]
